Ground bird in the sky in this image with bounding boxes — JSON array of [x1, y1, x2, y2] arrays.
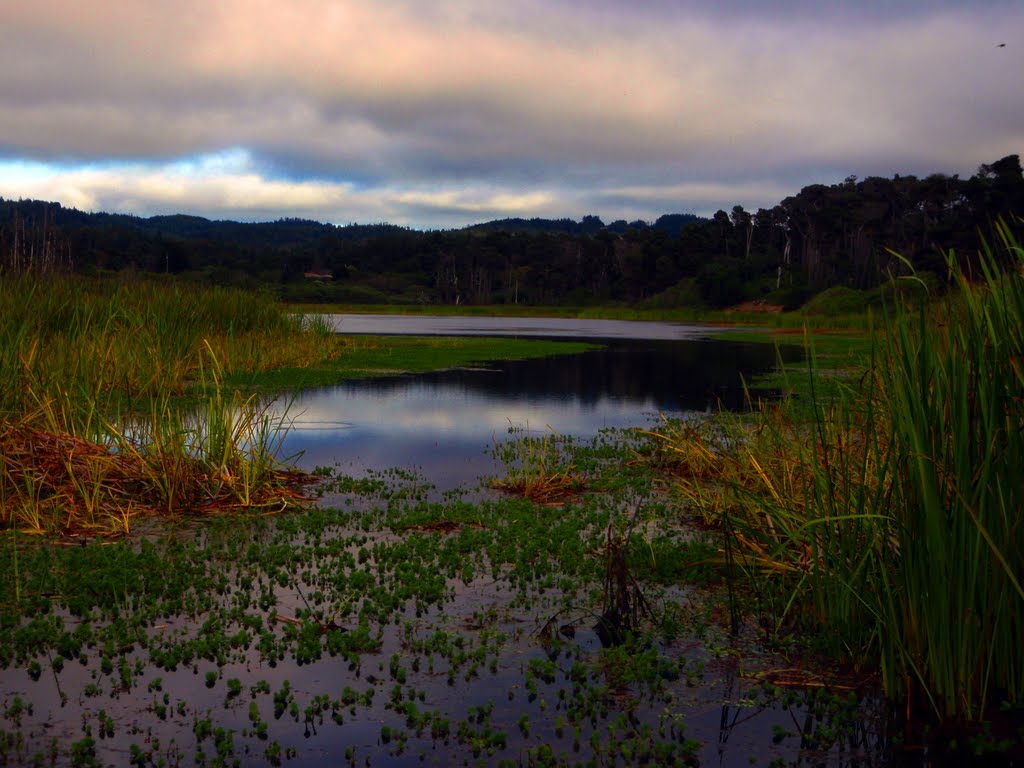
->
[[996, 42, 1006, 47]]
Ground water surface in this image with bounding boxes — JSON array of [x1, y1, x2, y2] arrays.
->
[[282, 315, 796, 488], [319, 313, 718, 340]]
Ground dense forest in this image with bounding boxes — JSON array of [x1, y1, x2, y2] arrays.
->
[[1, 155, 1021, 309]]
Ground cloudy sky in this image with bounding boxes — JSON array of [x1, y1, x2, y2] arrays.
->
[[1, 0, 1021, 229]]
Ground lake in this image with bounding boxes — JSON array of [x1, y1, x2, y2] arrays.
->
[[281, 314, 799, 489]]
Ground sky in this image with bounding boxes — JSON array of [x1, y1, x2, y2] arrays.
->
[[0, 0, 1021, 230]]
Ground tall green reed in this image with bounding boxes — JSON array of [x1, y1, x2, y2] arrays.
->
[[0, 272, 325, 416], [658, 221, 1023, 722], [873, 223, 1024, 719]]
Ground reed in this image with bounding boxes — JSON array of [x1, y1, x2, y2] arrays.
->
[[653, 220, 1024, 722], [489, 426, 584, 504], [873, 224, 1024, 719], [0, 273, 329, 413], [0, 273, 331, 534]]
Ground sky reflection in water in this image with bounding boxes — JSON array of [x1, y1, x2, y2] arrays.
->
[[279, 316, 796, 488]]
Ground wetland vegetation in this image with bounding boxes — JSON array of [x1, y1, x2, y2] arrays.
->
[[0, 273, 592, 535], [1, 223, 1023, 766]]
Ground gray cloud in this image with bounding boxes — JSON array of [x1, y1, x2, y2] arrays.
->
[[0, 0, 1021, 227]]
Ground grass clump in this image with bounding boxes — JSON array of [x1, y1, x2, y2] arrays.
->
[[0, 272, 335, 414], [0, 274, 335, 534], [488, 426, 584, 504]]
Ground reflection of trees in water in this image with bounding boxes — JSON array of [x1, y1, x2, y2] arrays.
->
[[341, 340, 801, 412]]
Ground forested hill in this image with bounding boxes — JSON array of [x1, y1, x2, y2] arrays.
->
[[461, 214, 704, 236], [1, 155, 1021, 309], [98, 213, 407, 249]]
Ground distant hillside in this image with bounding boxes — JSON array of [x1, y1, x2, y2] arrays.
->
[[465, 213, 706, 236], [96, 212, 408, 248], [464, 215, 606, 235]]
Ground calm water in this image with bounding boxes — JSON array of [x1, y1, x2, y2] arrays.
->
[[280, 315, 799, 488]]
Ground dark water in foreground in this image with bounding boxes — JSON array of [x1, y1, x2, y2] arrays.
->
[[282, 316, 798, 487]]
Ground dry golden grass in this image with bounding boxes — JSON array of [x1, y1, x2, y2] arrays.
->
[[0, 418, 315, 536]]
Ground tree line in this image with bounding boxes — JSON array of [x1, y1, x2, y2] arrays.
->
[[1, 155, 1021, 308]]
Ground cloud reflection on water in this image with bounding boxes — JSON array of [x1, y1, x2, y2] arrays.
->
[[274, 317, 794, 489], [278, 380, 665, 489]]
